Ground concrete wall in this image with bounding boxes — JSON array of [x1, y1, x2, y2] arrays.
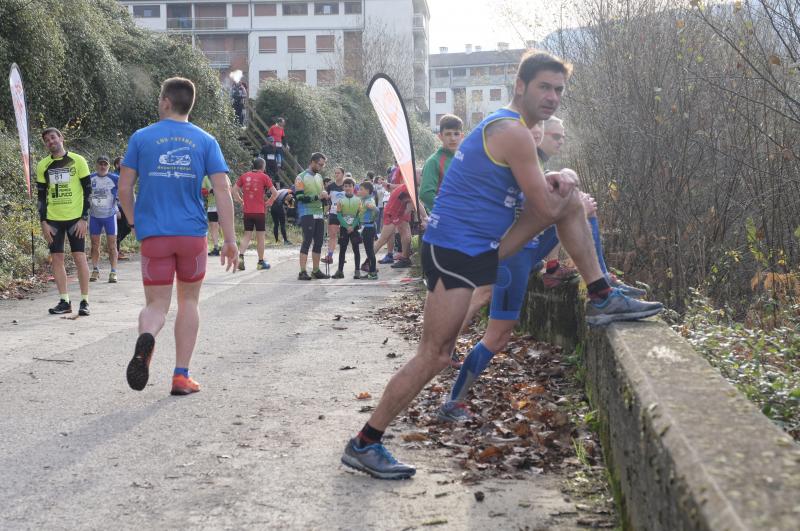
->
[[519, 280, 800, 530]]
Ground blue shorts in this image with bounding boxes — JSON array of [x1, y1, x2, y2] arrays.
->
[[89, 215, 117, 236]]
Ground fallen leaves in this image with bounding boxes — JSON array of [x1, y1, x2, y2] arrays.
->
[[402, 432, 429, 442], [356, 392, 372, 400]]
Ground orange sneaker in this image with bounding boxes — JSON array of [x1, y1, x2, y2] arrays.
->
[[171, 375, 201, 395]]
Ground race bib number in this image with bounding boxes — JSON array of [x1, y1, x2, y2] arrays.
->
[[267, 154, 275, 160], [275, 142, 283, 147], [49, 167, 70, 184], [313, 213, 323, 219], [344, 216, 355, 225]]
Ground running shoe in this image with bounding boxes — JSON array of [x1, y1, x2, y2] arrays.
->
[[367, 272, 378, 280], [542, 264, 579, 288], [298, 270, 312, 281], [284, 240, 293, 246], [257, 260, 271, 270], [208, 248, 220, 257], [341, 439, 416, 480], [390, 257, 412, 269], [171, 374, 201, 395], [238, 256, 245, 271], [312, 269, 330, 280], [49, 299, 72, 315], [126, 332, 155, 391], [90, 269, 100, 282], [108, 271, 118, 283], [437, 400, 473, 423], [118, 252, 130, 261], [586, 288, 663, 326], [332, 270, 344, 279], [321, 254, 334, 264], [378, 253, 394, 265], [608, 274, 647, 299], [78, 300, 90, 316], [353, 271, 361, 280]]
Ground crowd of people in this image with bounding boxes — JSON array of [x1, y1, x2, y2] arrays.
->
[[33, 49, 664, 477]]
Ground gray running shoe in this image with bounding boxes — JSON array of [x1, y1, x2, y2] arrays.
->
[[341, 438, 416, 480], [608, 275, 647, 299], [586, 288, 663, 326], [436, 400, 473, 423]]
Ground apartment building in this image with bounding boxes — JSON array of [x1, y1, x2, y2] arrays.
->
[[428, 43, 525, 130], [120, 0, 430, 109]]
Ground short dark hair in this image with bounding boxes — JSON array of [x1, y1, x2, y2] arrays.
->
[[517, 50, 573, 86], [160, 77, 196, 115], [366, 171, 375, 180], [41, 127, 63, 139], [343, 178, 356, 187], [360, 181, 374, 193], [439, 114, 463, 132], [253, 157, 266, 170], [310, 152, 327, 163]]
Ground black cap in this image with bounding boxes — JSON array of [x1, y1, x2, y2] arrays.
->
[[96, 155, 110, 163]]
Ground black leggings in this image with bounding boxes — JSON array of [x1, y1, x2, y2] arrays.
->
[[271, 204, 287, 242], [338, 229, 361, 273], [362, 226, 376, 273], [117, 211, 131, 251], [300, 215, 324, 255]]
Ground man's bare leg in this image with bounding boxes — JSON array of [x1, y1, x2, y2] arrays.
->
[[139, 284, 173, 336], [398, 221, 412, 258], [373, 224, 396, 255], [367, 281, 474, 430], [300, 252, 309, 271], [460, 285, 493, 334], [256, 231, 265, 262], [107, 236, 118, 270], [90, 236, 101, 268], [175, 280, 202, 369], [73, 252, 90, 297], [51, 253, 68, 295], [240, 230, 252, 256]]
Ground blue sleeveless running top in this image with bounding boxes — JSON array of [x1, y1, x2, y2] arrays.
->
[[423, 108, 525, 256]]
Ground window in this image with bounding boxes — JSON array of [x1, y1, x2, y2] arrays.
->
[[344, 1, 362, 14], [316, 35, 335, 53], [506, 64, 517, 75], [232, 4, 249, 16], [288, 70, 307, 83], [283, 2, 309, 15], [259, 36, 277, 53], [259, 70, 278, 84], [288, 36, 306, 53], [490, 65, 505, 75], [434, 69, 449, 78], [317, 69, 335, 86], [471, 89, 483, 102], [133, 5, 160, 18], [452, 68, 467, 77], [490, 88, 502, 101], [471, 112, 484, 123], [471, 67, 487, 77], [314, 2, 339, 15], [435, 91, 446, 104], [254, 3, 277, 15]]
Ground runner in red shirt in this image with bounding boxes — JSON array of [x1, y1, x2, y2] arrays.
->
[[369, 182, 427, 270], [268, 118, 286, 168], [234, 158, 278, 270]]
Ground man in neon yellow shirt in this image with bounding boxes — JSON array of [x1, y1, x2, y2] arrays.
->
[[36, 128, 92, 316]]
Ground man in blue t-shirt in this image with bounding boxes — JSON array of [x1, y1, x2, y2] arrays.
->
[[118, 77, 239, 397]]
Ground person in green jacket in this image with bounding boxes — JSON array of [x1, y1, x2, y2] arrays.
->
[[419, 114, 464, 213], [332, 178, 362, 279]]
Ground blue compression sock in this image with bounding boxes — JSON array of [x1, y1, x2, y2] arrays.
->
[[589, 217, 608, 275], [174, 367, 189, 378], [450, 342, 495, 402]]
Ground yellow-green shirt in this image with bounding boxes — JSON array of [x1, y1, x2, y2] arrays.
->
[[36, 152, 91, 221]]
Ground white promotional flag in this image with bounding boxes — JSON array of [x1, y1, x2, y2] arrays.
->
[[9, 63, 31, 197], [367, 74, 419, 210]]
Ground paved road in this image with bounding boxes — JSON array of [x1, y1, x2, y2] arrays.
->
[[0, 246, 579, 530]]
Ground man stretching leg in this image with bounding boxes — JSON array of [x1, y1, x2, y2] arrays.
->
[[341, 51, 660, 479], [120, 77, 238, 395]]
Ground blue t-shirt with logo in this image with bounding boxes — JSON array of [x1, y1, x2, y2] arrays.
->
[[122, 119, 228, 240]]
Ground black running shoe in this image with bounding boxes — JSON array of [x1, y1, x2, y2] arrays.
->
[[126, 333, 155, 391], [49, 299, 72, 315], [78, 300, 90, 316], [298, 270, 312, 281], [332, 270, 344, 279], [312, 269, 330, 280]]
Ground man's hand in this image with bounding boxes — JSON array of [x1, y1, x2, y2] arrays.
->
[[347, 227, 353, 234], [545, 169, 579, 198], [581, 192, 597, 217], [320, 190, 329, 200], [221, 241, 239, 272], [419, 216, 428, 231], [74, 219, 88, 239], [41, 221, 54, 244]]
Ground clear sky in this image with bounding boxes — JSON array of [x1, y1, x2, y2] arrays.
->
[[428, 0, 575, 54]]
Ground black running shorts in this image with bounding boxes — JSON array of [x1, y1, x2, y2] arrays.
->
[[47, 218, 86, 254], [207, 211, 219, 222], [421, 242, 498, 291], [243, 213, 266, 232], [328, 213, 340, 226]]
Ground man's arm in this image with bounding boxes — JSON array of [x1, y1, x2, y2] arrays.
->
[[118, 166, 137, 228], [419, 156, 439, 213], [210, 172, 239, 271], [232, 184, 243, 203], [265, 185, 278, 207]]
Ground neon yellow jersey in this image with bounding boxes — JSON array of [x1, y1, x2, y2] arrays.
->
[[36, 152, 91, 221], [295, 170, 324, 217]]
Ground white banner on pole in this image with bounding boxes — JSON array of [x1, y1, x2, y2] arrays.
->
[[9, 63, 31, 197]]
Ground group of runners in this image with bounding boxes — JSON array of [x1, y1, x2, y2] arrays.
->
[[33, 49, 663, 472]]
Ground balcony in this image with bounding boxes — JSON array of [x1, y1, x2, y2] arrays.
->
[[202, 51, 248, 69], [414, 49, 427, 67], [167, 17, 227, 31], [413, 14, 427, 34]]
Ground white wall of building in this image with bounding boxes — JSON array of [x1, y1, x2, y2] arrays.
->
[[428, 84, 512, 130]]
